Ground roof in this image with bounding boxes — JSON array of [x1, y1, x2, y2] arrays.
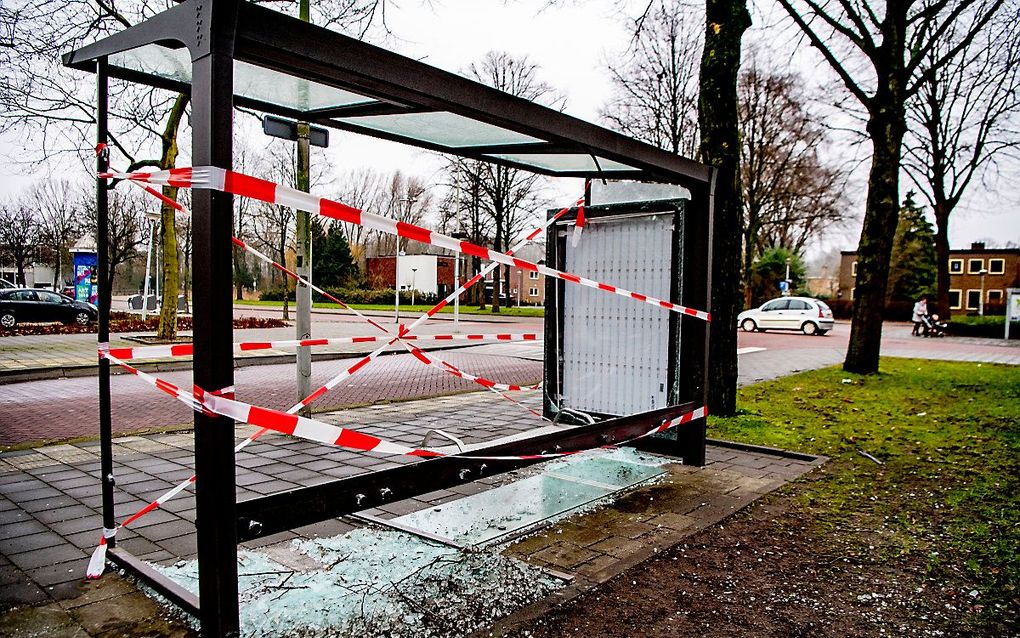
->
[[841, 248, 1020, 256], [62, 0, 710, 187]]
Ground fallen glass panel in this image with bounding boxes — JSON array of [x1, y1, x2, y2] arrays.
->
[[392, 448, 667, 546], [339, 111, 544, 148]]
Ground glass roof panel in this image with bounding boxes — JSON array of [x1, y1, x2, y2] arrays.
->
[[485, 153, 635, 173], [338, 111, 543, 147], [108, 44, 376, 111]]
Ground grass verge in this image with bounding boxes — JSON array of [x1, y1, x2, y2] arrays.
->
[[710, 358, 1019, 632]]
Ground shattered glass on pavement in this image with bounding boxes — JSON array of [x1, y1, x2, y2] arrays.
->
[[155, 528, 561, 638]]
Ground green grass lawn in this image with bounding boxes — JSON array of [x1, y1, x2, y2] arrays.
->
[[235, 299, 545, 317], [711, 358, 1020, 630]]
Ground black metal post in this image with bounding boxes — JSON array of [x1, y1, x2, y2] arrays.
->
[[96, 57, 116, 542], [673, 174, 716, 467], [191, 38, 240, 638]]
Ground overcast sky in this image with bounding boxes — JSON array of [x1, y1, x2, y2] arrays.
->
[[2, 0, 1017, 257]]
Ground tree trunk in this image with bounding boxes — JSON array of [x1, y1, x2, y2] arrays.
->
[[843, 109, 906, 373], [933, 203, 952, 319], [156, 93, 188, 340], [699, 0, 751, 416]]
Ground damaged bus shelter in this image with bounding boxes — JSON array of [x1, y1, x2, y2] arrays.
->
[[63, 1, 715, 634]]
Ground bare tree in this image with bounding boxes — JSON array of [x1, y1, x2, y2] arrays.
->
[[331, 168, 388, 266], [25, 180, 82, 290], [2, 0, 401, 336], [601, 0, 703, 157], [903, 4, 1020, 318], [0, 203, 39, 286], [446, 51, 557, 313], [776, 0, 1005, 374], [738, 59, 849, 306], [442, 161, 494, 307], [372, 171, 434, 257], [81, 189, 145, 294]]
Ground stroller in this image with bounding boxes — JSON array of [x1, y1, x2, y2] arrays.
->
[[920, 313, 947, 337]]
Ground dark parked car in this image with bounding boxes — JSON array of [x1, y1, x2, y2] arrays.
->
[[0, 288, 98, 328]]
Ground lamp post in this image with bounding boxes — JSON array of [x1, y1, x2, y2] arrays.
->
[[410, 268, 417, 305], [784, 257, 792, 297], [450, 231, 469, 329], [141, 211, 160, 320], [517, 269, 523, 307], [979, 268, 988, 316]]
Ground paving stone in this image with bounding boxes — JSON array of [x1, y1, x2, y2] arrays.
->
[[530, 542, 599, 570], [646, 512, 697, 531], [9, 542, 87, 571], [0, 530, 66, 555], [588, 535, 645, 559], [27, 557, 87, 587]]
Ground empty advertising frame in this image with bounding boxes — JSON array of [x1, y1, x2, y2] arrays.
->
[[63, 1, 714, 634], [545, 183, 711, 463]]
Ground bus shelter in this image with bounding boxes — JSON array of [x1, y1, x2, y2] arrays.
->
[[63, 1, 715, 634]]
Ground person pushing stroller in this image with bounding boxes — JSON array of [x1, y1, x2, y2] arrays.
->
[[912, 295, 947, 337]]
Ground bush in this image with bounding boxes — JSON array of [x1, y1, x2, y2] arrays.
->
[[826, 299, 853, 319], [259, 287, 294, 302], [947, 315, 1019, 339]]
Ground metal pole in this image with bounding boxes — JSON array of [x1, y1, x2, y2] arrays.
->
[[411, 268, 416, 305], [295, 0, 312, 416], [191, 39, 240, 637], [453, 254, 460, 329], [96, 56, 116, 547], [394, 241, 401, 324], [142, 220, 153, 320], [979, 270, 986, 317]]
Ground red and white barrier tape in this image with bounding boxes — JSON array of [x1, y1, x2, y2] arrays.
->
[[100, 167, 709, 321], [98, 333, 541, 362], [88, 348, 706, 576]]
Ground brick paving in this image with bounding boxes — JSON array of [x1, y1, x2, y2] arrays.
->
[[0, 348, 544, 446]]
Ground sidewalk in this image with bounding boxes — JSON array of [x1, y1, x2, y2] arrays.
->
[[0, 389, 824, 637]]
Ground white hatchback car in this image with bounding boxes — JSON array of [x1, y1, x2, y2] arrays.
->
[[738, 296, 834, 335]]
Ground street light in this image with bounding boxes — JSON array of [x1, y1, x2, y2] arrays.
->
[[141, 211, 160, 320], [517, 269, 523, 307], [450, 231, 469, 329], [784, 257, 792, 297], [410, 268, 417, 305], [979, 268, 989, 316]]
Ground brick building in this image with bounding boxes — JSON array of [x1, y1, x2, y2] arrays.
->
[[366, 254, 457, 297], [838, 242, 1020, 312]]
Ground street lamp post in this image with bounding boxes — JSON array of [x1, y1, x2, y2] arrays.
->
[[411, 268, 417, 305], [979, 268, 989, 316], [784, 257, 792, 297], [450, 231, 469, 330], [517, 269, 523, 307], [141, 211, 160, 320]]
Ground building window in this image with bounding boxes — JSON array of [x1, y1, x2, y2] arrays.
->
[[529, 287, 539, 297], [968, 258, 984, 274], [948, 290, 962, 310], [966, 289, 981, 310], [529, 271, 539, 280], [988, 289, 1003, 304], [850, 287, 855, 300], [949, 259, 963, 274], [988, 258, 1005, 275], [851, 261, 857, 276]]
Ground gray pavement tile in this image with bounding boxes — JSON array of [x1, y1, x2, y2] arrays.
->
[[0, 578, 48, 607], [9, 543, 87, 571], [243, 479, 302, 495], [0, 530, 66, 555], [142, 519, 195, 543], [3, 518, 50, 539], [33, 504, 96, 525], [19, 496, 80, 514], [28, 558, 88, 587]]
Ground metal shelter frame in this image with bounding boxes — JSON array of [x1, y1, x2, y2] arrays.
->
[[64, 1, 715, 634]]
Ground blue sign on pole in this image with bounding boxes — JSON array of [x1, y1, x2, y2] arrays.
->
[[778, 280, 789, 292], [72, 252, 98, 304]]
